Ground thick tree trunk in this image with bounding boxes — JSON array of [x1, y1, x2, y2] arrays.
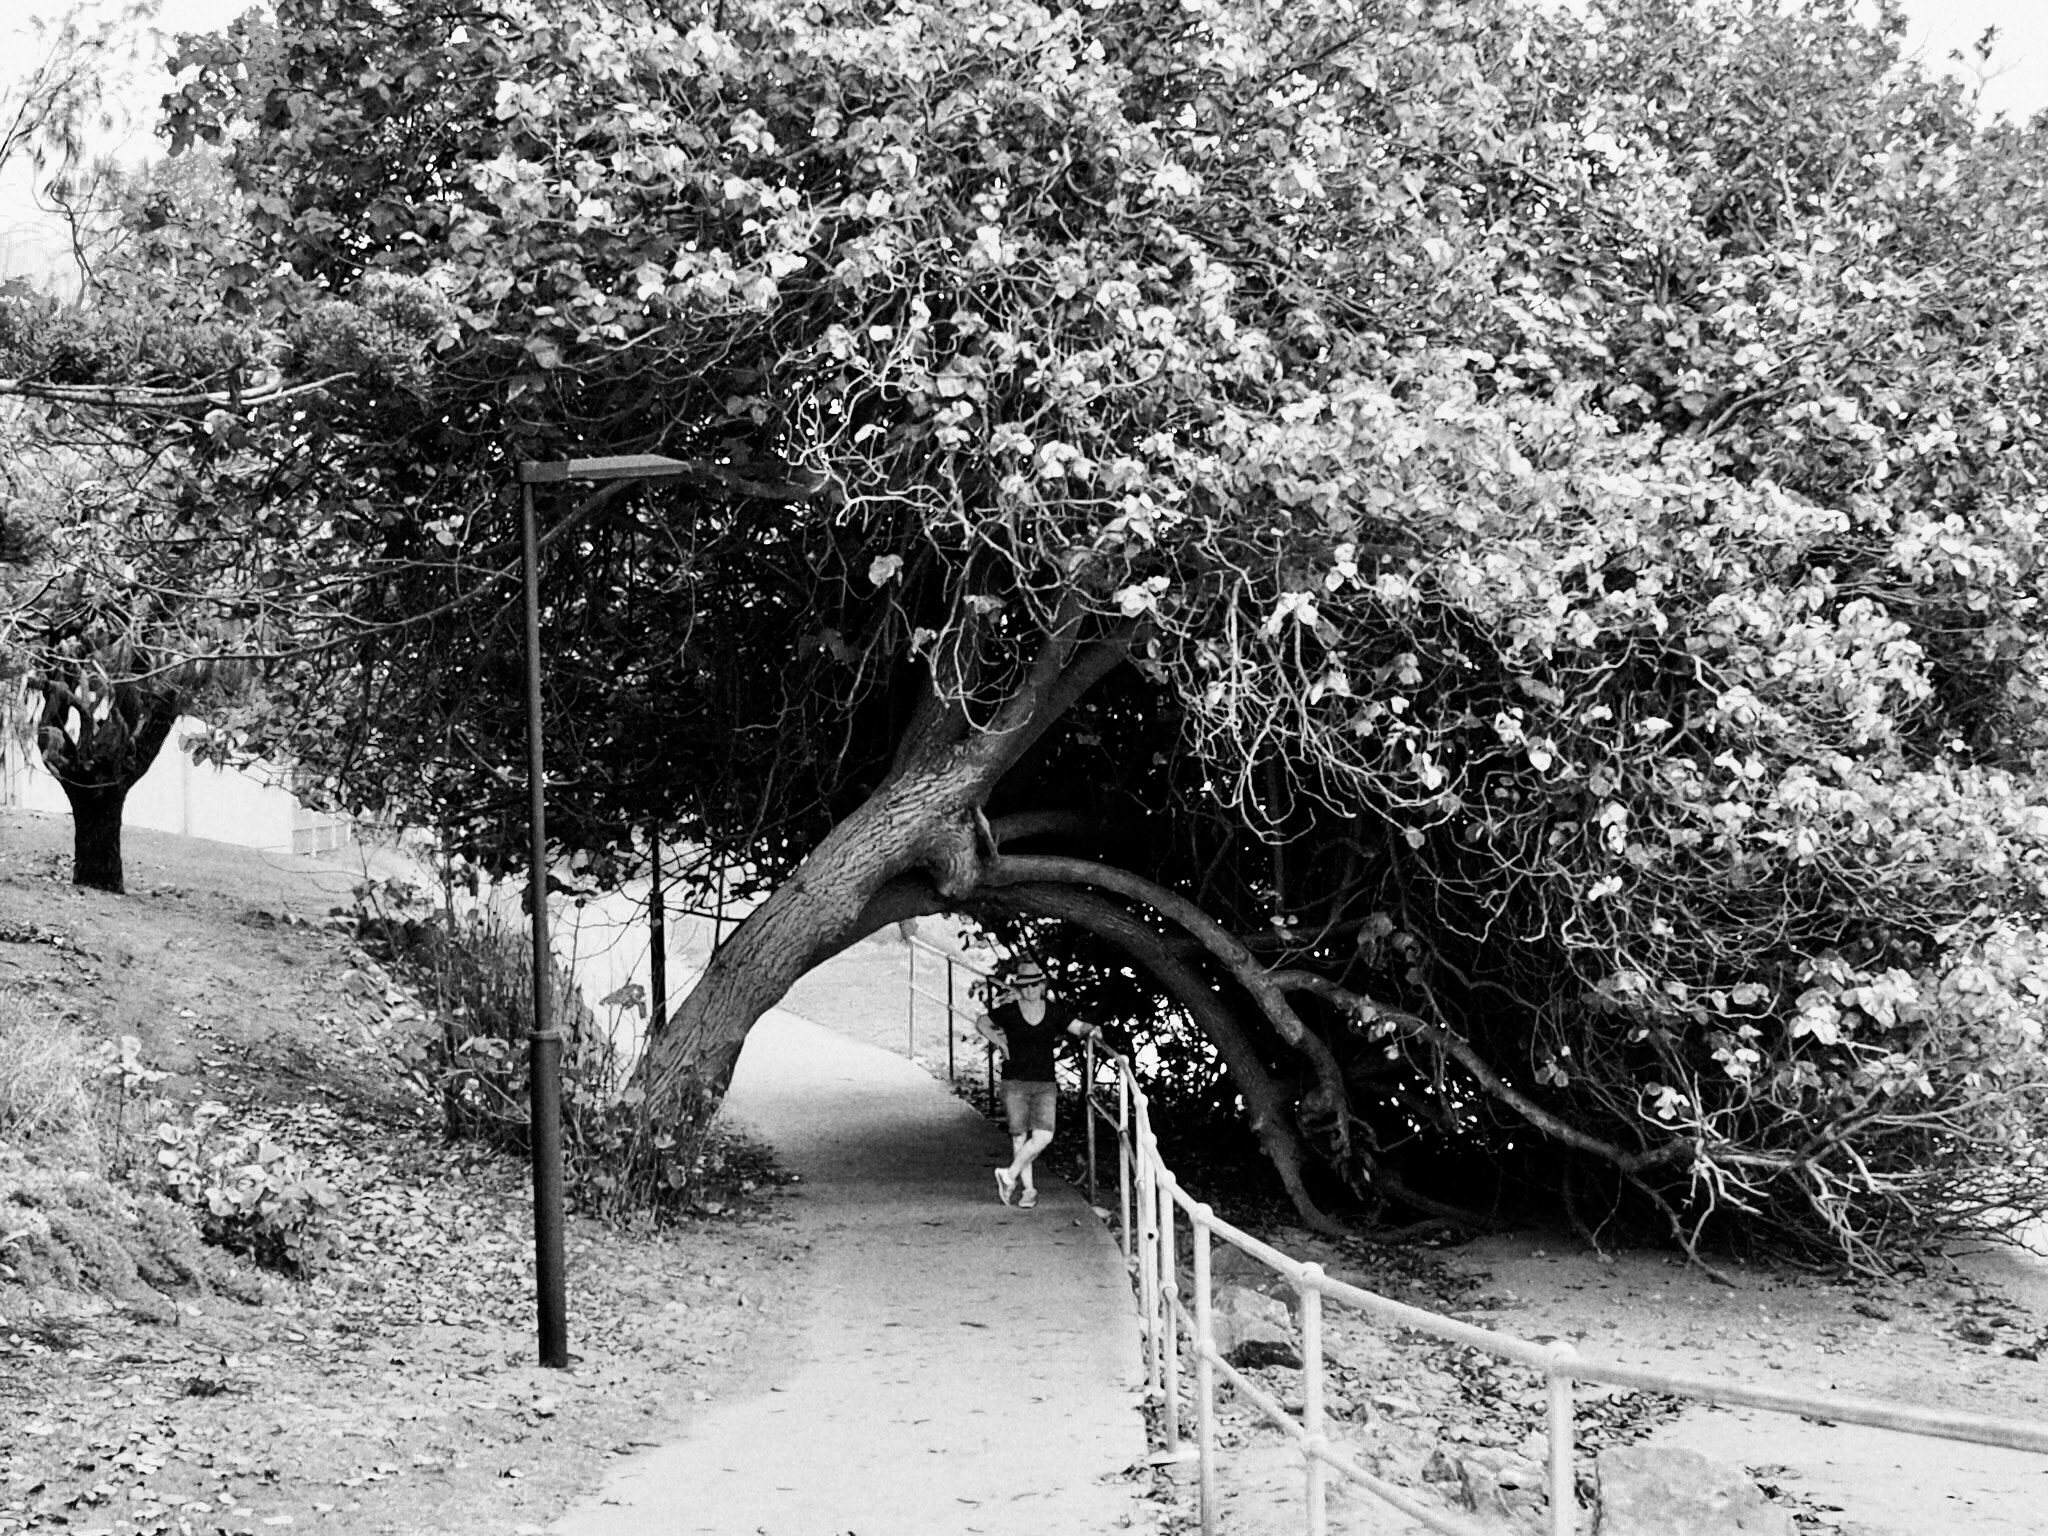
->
[[38, 678, 181, 896], [630, 632, 1127, 1141], [63, 782, 132, 894], [634, 763, 973, 1130]]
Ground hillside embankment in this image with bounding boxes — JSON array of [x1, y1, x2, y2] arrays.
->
[[1, 811, 802, 1536]]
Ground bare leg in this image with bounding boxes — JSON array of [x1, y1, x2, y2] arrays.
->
[[1007, 1128, 1054, 1192]]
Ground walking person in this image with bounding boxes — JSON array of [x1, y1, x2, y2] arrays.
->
[[975, 960, 1101, 1209]]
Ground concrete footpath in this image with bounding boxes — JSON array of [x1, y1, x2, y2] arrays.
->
[[551, 1008, 1149, 1535]]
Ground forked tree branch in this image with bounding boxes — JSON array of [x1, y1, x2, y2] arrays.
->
[[983, 850, 1354, 1164]]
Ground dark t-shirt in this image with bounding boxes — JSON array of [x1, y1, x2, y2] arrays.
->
[[990, 999, 1078, 1082]]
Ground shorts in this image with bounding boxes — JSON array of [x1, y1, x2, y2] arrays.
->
[[1002, 1079, 1057, 1136]]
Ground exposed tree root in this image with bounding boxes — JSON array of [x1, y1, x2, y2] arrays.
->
[[1368, 1171, 1504, 1237], [1267, 966, 1745, 1279], [1561, 1160, 1614, 1260]]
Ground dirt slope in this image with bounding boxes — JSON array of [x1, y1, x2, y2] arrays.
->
[[0, 809, 800, 1536]]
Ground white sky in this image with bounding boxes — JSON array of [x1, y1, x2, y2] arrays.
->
[[1, 0, 2044, 285], [0, 0, 246, 284], [1890, 0, 2048, 124]]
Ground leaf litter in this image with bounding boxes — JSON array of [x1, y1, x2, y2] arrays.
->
[[2, 1096, 805, 1536], [1, 815, 806, 1536]]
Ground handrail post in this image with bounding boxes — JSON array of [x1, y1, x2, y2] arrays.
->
[[1118, 1069, 1133, 1269], [1300, 1264, 1327, 1536], [1193, 1205, 1218, 1536], [1146, 1122, 1163, 1400], [1548, 1342, 1578, 1536], [1158, 1164, 1181, 1452], [905, 936, 915, 1059], [1085, 1034, 1099, 1208], [945, 956, 956, 1081]]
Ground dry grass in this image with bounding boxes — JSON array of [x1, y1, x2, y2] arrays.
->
[[0, 994, 98, 1155]]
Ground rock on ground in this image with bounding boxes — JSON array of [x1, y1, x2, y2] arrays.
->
[[1595, 1445, 1794, 1536], [1214, 1283, 1302, 1370]]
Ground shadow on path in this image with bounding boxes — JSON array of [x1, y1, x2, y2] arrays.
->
[[551, 1008, 1149, 1535]]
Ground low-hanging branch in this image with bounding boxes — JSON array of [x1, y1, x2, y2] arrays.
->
[[980, 849, 1356, 1164], [0, 371, 359, 411], [982, 877, 1352, 1232]]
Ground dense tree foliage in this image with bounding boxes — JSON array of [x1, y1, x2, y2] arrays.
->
[[0, 2, 200, 891], [0, 142, 287, 891], [13, 0, 2048, 1265]]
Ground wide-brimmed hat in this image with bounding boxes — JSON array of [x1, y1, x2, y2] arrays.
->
[[1010, 963, 1048, 983]]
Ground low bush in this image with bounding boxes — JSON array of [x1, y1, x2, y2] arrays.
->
[[352, 882, 709, 1223], [91, 1032, 173, 1178], [153, 1103, 343, 1275], [0, 1014, 265, 1298]]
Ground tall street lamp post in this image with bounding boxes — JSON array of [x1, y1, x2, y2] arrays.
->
[[512, 453, 719, 1368]]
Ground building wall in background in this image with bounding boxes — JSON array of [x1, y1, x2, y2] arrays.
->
[[0, 716, 349, 854]]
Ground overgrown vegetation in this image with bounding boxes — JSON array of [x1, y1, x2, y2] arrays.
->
[[350, 880, 774, 1224], [151, 1105, 343, 1275], [0, 996, 268, 1301], [0, 998, 97, 1151]]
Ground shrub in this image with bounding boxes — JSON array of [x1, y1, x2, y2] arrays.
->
[[0, 1146, 247, 1300], [353, 882, 708, 1222], [0, 1022, 275, 1300], [153, 1103, 343, 1275], [89, 1032, 171, 1177]]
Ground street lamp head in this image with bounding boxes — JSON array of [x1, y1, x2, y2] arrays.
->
[[517, 454, 702, 484]]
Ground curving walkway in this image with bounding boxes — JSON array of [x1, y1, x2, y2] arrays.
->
[[551, 1006, 1148, 1535]]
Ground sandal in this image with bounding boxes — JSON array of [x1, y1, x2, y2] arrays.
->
[[994, 1168, 1016, 1206], [1018, 1188, 1039, 1209]]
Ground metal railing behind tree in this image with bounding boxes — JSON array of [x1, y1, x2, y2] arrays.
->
[[1083, 1045, 2048, 1536], [904, 931, 999, 1094]]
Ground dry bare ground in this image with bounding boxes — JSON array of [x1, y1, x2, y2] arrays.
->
[[1151, 1226, 2048, 1535]]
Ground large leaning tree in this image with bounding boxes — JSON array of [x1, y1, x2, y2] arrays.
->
[[121, 0, 2048, 1265]]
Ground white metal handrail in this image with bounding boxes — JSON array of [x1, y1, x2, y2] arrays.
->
[[903, 932, 998, 1093], [1082, 1041, 2048, 1536]]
